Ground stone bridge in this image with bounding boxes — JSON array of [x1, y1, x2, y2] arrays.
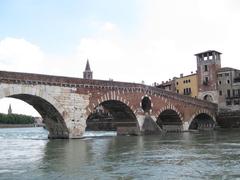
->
[[0, 71, 217, 138]]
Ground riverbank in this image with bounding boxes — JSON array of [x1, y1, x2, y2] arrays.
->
[[0, 124, 36, 128]]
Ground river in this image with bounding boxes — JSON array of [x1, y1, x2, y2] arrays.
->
[[0, 127, 240, 179]]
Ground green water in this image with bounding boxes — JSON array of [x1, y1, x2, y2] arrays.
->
[[1, 128, 240, 179]]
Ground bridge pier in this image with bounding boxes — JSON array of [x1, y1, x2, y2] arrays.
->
[[137, 114, 162, 135]]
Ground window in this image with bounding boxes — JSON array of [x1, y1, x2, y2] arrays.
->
[[225, 73, 229, 76], [227, 80, 230, 84], [233, 90, 235, 97], [203, 77, 209, 85], [176, 82, 179, 85], [219, 90, 222, 96], [227, 89, 231, 97], [204, 65, 208, 71], [218, 74, 223, 77], [234, 100, 240, 105], [188, 79, 191, 83], [218, 81, 222, 85], [205, 77, 209, 82], [183, 88, 191, 95], [176, 89, 179, 93], [226, 100, 232, 106]]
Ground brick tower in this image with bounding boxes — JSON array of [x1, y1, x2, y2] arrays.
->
[[196, 50, 221, 103], [83, 60, 93, 79]]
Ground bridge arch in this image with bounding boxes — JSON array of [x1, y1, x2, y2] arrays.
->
[[156, 105, 183, 132], [199, 92, 217, 103], [86, 99, 139, 132], [0, 86, 69, 138], [188, 110, 216, 130]]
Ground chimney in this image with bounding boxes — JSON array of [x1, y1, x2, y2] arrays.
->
[[180, 73, 183, 78]]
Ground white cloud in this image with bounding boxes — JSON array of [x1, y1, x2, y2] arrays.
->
[[1, 0, 240, 116], [0, 37, 45, 73]]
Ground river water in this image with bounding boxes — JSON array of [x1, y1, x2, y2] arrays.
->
[[1, 128, 240, 180]]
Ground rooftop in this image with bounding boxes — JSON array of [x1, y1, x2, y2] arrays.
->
[[194, 50, 222, 56], [218, 67, 239, 73]]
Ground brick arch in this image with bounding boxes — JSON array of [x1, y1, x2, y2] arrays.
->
[[87, 91, 136, 116], [86, 91, 140, 131], [156, 104, 183, 122], [188, 109, 216, 129]]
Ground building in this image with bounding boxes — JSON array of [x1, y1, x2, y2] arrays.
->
[[217, 67, 240, 111], [157, 73, 198, 98], [196, 50, 222, 103], [83, 60, 93, 79], [175, 73, 198, 98], [156, 78, 176, 92], [8, 104, 12, 114]]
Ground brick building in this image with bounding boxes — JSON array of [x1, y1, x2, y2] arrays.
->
[[196, 50, 222, 103]]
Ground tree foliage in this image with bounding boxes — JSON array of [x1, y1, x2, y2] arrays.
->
[[0, 113, 34, 124]]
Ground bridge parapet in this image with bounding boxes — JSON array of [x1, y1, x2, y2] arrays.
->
[[0, 70, 217, 111]]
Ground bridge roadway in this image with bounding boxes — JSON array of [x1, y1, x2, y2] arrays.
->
[[0, 70, 217, 138]]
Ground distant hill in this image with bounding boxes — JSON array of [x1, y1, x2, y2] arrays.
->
[[0, 113, 34, 124]]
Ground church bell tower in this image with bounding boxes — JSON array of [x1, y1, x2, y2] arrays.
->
[[83, 60, 93, 79]]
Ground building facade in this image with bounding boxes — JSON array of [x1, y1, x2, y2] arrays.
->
[[156, 78, 176, 92], [217, 67, 240, 111], [157, 73, 198, 98], [175, 73, 198, 98]]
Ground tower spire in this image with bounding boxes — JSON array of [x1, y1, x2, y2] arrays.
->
[[8, 104, 12, 114], [83, 59, 93, 79], [85, 59, 91, 71]]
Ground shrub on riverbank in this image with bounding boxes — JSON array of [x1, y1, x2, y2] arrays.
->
[[0, 113, 34, 124]]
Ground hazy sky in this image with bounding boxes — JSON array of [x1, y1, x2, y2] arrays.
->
[[0, 0, 240, 116]]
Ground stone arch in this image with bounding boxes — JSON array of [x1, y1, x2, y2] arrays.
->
[[188, 110, 216, 130], [0, 86, 69, 138], [199, 91, 217, 103], [203, 94, 213, 102], [156, 105, 183, 132]]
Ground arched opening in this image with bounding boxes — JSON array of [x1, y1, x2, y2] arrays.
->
[[141, 96, 151, 113], [86, 100, 139, 135], [203, 94, 213, 102], [0, 94, 69, 139], [156, 109, 182, 132], [189, 113, 215, 130]]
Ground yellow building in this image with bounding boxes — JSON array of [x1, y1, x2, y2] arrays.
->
[[175, 73, 198, 98]]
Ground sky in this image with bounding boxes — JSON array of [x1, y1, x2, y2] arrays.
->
[[0, 0, 240, 116]]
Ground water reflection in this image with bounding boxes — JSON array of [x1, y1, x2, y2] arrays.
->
[[2, 128, 240, 179]]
